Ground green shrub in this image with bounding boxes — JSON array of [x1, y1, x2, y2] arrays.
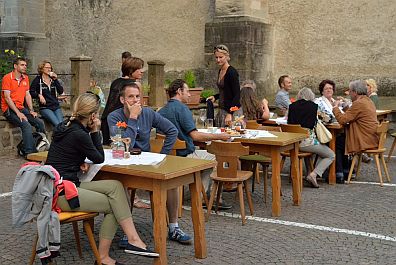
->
[[184, 70, 196, 88], [200, 89, 215, 99]]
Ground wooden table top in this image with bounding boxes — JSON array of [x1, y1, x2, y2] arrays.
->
[[235, 131, 307, 146], [27, 152, 216, 180], [376, 109, 392, 115]]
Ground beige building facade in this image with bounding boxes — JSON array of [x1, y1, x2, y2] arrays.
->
[[1, 0, 396, 97]]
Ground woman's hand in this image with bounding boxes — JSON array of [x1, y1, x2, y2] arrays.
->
[[207, 96, 215, 103], [88, 113, 101, 132], [38, 94, 46, 105], [225, 113, 233, 126], [80, 163, 90, 174]]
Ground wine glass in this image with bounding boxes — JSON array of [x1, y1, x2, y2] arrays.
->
[[199, 109, 206, 128]]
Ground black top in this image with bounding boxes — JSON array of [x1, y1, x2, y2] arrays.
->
[[288, 99, 318, 129], [46, 120, 104, 186], [100, 77, 132, 145], [215, 65, 240, 113], [30, 75, 64, 111]]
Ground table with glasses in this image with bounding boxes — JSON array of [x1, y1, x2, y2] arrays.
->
[[28, 152, 216, 265]]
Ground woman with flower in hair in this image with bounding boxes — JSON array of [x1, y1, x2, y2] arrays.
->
[[208, 44, 241, 127], [46, 93, 158, 264]]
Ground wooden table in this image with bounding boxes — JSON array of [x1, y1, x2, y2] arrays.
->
[[234, 131, 307, 217], [376, 109, 392, 122], [28, 152, 216, 265]]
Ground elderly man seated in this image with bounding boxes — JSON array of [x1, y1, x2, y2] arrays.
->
[[332, 80, 378, 181]]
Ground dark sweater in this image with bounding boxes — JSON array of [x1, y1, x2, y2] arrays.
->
[[30, 75, 64, 111], [215, 65, 240, 113], [46, 120, 104, 186], [288, 99, 318, 129]]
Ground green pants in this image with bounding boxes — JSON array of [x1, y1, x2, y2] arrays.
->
[[57, 180, 132, 240]]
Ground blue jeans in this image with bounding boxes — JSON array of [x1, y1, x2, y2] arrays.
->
[[40, 108, 63, 127], [4, 108, 45, 154]]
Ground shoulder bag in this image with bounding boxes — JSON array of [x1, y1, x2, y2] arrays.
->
[[315, 119, 332, 144]]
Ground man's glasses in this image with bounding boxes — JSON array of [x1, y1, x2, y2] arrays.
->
[[214, 45, 229, 53]]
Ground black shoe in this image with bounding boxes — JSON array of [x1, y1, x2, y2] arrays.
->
[[202, 202, 232, 210], [94, 261, 125, 265], [336, 178, 345, 184], [124, 243, 159, 258]]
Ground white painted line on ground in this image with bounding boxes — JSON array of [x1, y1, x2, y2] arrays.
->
[[0, 192, 12, 198], [350, 181, 396, 187], [182, 205, 396, 242]]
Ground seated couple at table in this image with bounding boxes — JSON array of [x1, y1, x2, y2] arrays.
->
[[45, 93, 159, 265]]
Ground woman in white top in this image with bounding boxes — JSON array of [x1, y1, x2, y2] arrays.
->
[[314, 79, 337, 123]]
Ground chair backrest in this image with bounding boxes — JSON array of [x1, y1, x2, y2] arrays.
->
[[246, 120, 260, 129], [280, 124, 309, 136], [257, 125, 282, 132], [377, 121, 389, 149], [155, 134, 186, 155], [207, 141, 250, 179]]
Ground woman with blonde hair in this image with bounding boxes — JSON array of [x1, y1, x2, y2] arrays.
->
[[30, 60, 64, 126], [208, 44, 241, 127], [365, 78, 379, 109], [46, 93, 158, 265]]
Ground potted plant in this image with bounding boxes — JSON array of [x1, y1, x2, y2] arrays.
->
[[184, 70, 203, 107], [200, 88, 215, 103], [142, 83, 150, 106]]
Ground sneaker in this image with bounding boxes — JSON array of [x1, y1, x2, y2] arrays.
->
[[168, 227, 192, 245], [124, 243, 159, 257], [202, 201, 232, 211], [118, 234, 128, 249]]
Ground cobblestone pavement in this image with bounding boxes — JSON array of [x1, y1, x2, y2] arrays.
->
[[0, 138, 395, 265]]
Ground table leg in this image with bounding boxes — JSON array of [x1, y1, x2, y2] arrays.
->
[[189, 171, 207, 259], [271, 148, 281, 217], [328, 129, 336, 185], [290, 142, 301, 206], [152, 183, 167, 265]]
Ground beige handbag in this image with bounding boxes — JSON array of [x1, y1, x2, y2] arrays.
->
[[315, 119, 332, 144]]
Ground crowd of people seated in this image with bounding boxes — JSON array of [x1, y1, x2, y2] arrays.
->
[[3, 46, 388, 264]]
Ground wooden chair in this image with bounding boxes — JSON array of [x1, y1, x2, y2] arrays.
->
[[246, 120, 260, 129], [207, 141, 254, 225], [239, 125, 281, 203], [30, 212, 100, 265], [280, 124, 314, 190], [149, 134, 209, 218], [387, 132, 396, 162], [347, 121, 391, 186]]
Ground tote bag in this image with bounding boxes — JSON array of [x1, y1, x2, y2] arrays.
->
[[315, 119, 332, 144]]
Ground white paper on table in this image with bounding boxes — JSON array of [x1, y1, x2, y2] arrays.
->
[[197, 128, 221, 134], [79, 150, 166, 182], [269, 117, 287, 125], [244, 129, 277, 138]]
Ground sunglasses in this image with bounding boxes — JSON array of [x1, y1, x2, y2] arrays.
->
[[214, 45, 229, 53]]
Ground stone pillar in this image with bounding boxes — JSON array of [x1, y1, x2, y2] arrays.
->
[[0, 0, 49, 69], [147, 60, 167, 108], [70, 56, 92, 105], [204, 0, 274, 97]]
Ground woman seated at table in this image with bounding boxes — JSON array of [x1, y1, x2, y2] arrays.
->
[[365, 78, 379, 109], [288, 87, 335, 188], [240, 80, 270, 121], [314, 79, 337, 123], [46, 93, 158, 265]]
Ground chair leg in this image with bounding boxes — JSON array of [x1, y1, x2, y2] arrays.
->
[[149, 192, 154, 222], [380, 154, 391, 182], [244, 180, 254, 216], [72, 221, 83, 258], [237, 183, 246, 225], [129, 188, 137, 214], [299, 158, 303, 191], [215, 182, 223, 213], [355, 154, 363, 179], [206, 181, 218, 221], [374, 154, 384, 186], [255, 163, 260, 184], [201, 183, 209, 211], [280, 156, 286, 173], [347, 155, 358, 184], [178, 185, 184, 218], [262, 164, 268, 204], [83, 220, 101, 265], [29, 233, 38, 265], [387, 137, 396, 162]]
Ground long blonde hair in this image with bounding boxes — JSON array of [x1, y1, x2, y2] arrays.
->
[[67, 93, 100, 126], [365, 79, 378, 93]]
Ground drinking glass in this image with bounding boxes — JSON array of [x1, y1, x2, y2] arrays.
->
[[199, 109, 206, 128], [206, 118, 213, 129]]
